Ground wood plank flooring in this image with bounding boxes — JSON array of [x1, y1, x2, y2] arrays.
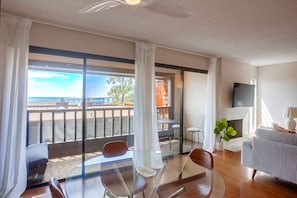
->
[[213, 150, 297, 198], [21, 150, 297, 198]]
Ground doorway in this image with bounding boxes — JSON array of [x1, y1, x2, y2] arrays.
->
[[155, 65, 207, 155]]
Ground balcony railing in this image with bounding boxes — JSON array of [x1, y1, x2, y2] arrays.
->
[[27, 105, 170, 145]]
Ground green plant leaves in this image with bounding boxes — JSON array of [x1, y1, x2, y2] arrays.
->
[[214, 127, 221, 135], [221, 118, 228, 127], [214, 118, 237, 142], [215, 118, 228, 131], [226, 126, 237, 136], [223, 136, 230, 141]]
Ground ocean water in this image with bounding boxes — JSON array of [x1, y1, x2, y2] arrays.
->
[[28, 97, 81, 102], [28, 97, 112, 105]]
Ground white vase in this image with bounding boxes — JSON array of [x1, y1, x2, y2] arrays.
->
[[216, 141, 224, 151]]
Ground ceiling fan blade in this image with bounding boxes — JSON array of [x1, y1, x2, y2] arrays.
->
[[78, 0, 193, 18], [78, 0, 125, 14], [144, 0, 193, 18]]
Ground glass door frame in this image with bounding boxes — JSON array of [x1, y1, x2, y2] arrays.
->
[[27, 46, 208, 187], [155, 63, 208, 155], [28, 46, 135, 185]]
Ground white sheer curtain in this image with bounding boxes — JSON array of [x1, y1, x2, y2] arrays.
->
[[134, 42, 160, 151], [203, 57, 217, 153], [0, 15, 31, 198]]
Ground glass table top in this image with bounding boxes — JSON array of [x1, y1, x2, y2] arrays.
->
[[64, 150, 225, 198]]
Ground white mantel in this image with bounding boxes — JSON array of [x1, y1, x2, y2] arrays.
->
[[219, 107, 251, 151]]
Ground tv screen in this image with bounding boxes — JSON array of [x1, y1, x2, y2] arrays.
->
[[232, 83, 255, 107]]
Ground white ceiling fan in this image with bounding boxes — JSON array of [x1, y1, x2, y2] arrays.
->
[[79, 0, 193, 18]]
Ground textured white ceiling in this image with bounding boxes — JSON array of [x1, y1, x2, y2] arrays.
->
[[3, 0, 297, 66]]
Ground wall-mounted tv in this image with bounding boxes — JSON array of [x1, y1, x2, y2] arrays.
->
[[232, 83, 255, 107]]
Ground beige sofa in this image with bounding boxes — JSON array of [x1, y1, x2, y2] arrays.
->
[[241, 128, 297, 184]]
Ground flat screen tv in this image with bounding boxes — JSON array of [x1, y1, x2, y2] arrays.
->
[[232, 83, 255, 107]]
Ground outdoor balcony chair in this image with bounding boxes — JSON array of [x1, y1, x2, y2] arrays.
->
[[187, 114, 205, 145]]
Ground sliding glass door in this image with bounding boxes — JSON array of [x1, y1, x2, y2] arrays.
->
[[27, 50, 84, 186], [27, 47, 136, 186], [155, 67, 181, 156], [84, 58, 135, 174], [155, 65, 207, 155], [27, 46, 208, 187], [183, 71, 207, 152]]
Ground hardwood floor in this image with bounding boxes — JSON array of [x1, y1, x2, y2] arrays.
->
[[21, 150, 297, 198], [213, 150, 297, 198]]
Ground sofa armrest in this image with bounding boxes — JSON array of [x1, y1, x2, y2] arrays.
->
[[241, 140, 253, 167], [252, 137, 297, 183]]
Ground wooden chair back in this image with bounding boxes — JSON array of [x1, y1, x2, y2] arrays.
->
[[101, 141, 147, 197], [189, 148, 214, 170], [102, 141, 128, 157], [49, 177, 66, 198]]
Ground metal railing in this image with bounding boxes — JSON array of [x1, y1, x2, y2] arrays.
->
[[26, 106, 170, 145]]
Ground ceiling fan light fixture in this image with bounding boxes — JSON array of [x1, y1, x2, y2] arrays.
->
[[125, 0, 141, 5]]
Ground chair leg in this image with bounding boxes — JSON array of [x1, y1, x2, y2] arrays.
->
[[252, 169, 257, 179]]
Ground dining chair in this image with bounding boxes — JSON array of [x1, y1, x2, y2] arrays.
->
[[49, 177, 66, 198], [102, 140, 129, 157], [101, 141, 147, 198], [187, 114, 205, 145], [189, 148, 214, 170], [189, 148, 214, 197], [157, 149, 214, 197]]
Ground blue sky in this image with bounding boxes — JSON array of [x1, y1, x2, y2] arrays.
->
[[28, 70, 111, 98]]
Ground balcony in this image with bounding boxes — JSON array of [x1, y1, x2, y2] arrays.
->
[[26, 103, 186, 186], [27, 103, 174, 156]]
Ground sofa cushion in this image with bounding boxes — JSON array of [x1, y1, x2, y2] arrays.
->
[[255, 128, 297, 146]]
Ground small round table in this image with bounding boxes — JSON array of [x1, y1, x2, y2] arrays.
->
[[158, 119, 180, 149]]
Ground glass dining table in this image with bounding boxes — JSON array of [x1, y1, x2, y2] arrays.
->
[[64, 150, 225, 198]]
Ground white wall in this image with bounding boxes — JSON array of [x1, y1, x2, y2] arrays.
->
[[218, 58, 257, 109], [257, 62, 297, 128], [184, 72, 207, 129], [217, 58, 257, 135], [218, 59, 297, 130], [30, 22, 135, 60], [155, 47, 208, 70], [30, 22, 209, 70]]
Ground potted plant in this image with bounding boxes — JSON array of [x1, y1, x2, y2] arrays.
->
[[213, 118, 237, 151]]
